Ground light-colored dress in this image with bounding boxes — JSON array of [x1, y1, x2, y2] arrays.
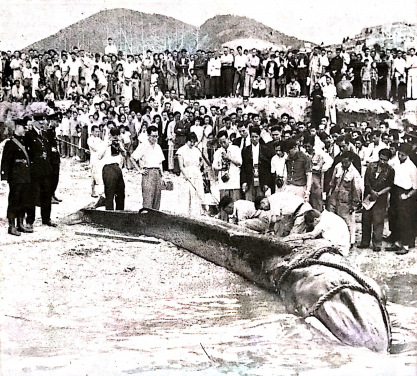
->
[[176, 144, 204, 217]]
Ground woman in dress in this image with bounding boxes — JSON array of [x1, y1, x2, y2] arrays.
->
[[176, 132, 204, 217]]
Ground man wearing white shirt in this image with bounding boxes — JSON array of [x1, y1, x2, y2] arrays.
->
[[79, 50, 93, 85], [258, 191, 312, 236], [67, 52, 81, 85], [319, 49, 330, 75], [208, 52, 221, 98], [98, 127, 125, 211], [220, 47, 234, 97], [233, 46, 246, 97], [59, 54, 70, 92], [244, 49, 259, 97], [392, 50, 406, 100], [132, 125, 165, 210], [59, 111, 71, 158], [365, 131, 389, 164], [309, 47, 322, 93], [87, 125, 105, 197], [105, 38, 118, 56], [218, 197, 270, 233], [388, 143, 417, 255], [283, 209, 350, 256], [241, 97, 256, 114], [171, 94, 188, 116], [406, 47, 417, 99], [10, 80, 24, 102], [123, 55, 136, 79], [213, 130, 242, 206]]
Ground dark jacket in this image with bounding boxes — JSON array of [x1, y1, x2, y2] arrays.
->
[[240, 144, 274, 189], [25, 128, 51, 179], [45, 127, 60, 166], [265, 60, 279, 79], [1, 135, 31, 184], [364, 161, 394, 197]]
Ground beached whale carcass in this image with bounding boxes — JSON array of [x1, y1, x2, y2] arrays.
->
[[79, 208, 391, 353]]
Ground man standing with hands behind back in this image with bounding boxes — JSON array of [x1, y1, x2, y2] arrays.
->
[[132, 125, 165, 210]]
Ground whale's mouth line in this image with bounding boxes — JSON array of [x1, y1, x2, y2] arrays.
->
[[304, 286, 392, 353], [274, 247, 392, 353]]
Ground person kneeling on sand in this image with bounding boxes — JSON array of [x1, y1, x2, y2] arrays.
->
[[218, 196, 269, 233], [257, 192, 312, 237], [282, 209, 350, 256]]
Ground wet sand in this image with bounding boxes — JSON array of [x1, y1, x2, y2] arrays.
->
[[1, 159, 416, 375]]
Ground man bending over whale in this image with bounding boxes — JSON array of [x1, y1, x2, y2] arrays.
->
[[218, 196, 269, 233], [283, 209, 350, 255], [257, 192, 312, 236]]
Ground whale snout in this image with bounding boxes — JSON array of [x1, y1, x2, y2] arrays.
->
[[317, 289, 390, 353]]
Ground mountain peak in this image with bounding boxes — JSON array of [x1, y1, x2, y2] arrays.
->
[[25, 9, 311, 53]]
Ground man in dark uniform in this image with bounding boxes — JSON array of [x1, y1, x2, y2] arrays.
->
[[46, 114, 62, 204], [1, 119, 32, 235], [25, 116, 56, 228]]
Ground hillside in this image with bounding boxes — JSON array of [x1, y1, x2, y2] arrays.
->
[[25, 8, 197, 54], [198, 15, 310, 50], [24, 9, 311, 54]]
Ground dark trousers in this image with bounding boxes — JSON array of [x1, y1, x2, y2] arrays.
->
[[103, 163, 125, 211], [252, 88, 266, 98], [80, 126, 89, 162], [26, 178, 53, 224], [51, 164, 60, 196], [361, 194, 388, 247], [7, 183, 31, 219], [194, 69, 206, 97], [389, 185, 416, 247], [233, 70, 245, 96], [210, 76, 221, 98], [185, 85, 201, 100], [221, 67, 234, 96]]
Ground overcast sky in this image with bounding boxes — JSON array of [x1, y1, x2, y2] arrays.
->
[[0, 0, 415, 50]]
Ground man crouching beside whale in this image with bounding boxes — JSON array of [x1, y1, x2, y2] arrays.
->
[[282, 208, 350, 256], [218, 196, 270, 233]]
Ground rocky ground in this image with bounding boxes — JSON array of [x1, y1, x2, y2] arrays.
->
[[0, 156, 416, 375]]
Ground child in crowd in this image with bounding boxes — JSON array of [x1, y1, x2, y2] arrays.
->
[[252, 76, 266, 97]]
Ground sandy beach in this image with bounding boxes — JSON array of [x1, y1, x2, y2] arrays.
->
[[0, 158, 416, 375]]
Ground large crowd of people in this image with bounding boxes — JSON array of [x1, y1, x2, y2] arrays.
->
[[1, 40, 417, 107], [1, 39, 417, 257]]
